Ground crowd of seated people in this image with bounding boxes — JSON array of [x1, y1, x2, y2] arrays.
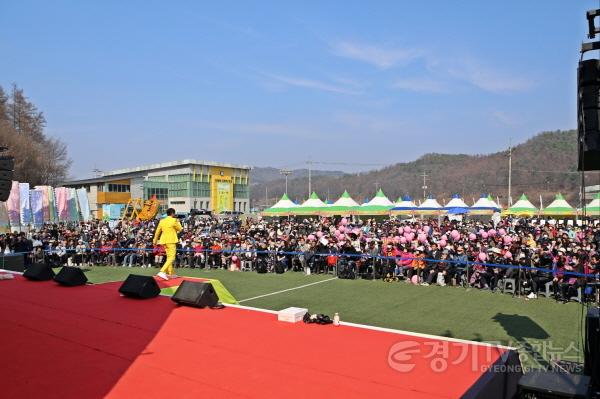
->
[[3, 214, 600, 303]]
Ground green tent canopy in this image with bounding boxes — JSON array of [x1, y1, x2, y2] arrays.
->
[[585, 192, 600, 217], [542, 193, 576, 216], [356, 189, 393, 215], [505, 194, 538, 216]]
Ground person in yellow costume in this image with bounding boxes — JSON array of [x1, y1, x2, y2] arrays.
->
[[153, 208, 182, 280]]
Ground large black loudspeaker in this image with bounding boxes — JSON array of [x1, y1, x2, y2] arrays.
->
[[517, 371, 590, 398], [578, 59, 600, 171], [23, 263, 55, 281], [171, 281, 219, 308], [118, 274, 161, 299], [585, 307, 600, 387], [0, 155, 14, 202], [54, 267, 88, 286]]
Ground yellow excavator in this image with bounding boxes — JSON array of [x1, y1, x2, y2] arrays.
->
[[121, 196, 160, 221]]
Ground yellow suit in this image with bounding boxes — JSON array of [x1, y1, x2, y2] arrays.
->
[[153, 216, 182, 275]]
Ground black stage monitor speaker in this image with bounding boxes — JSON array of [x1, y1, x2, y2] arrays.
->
[[54, 267, 88, 286], [171, 281, 219, 308], [585, 307, 600, 387], [118, 274, 161, 299], [23, 263, 55, 281], [517, 371, 590, 398], [578, 59, 600, 171]]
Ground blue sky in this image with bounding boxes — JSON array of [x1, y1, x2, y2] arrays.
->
[[0, 1, 592, 178]]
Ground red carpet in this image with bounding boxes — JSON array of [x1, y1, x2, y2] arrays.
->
[[0, 276, 515, 398]]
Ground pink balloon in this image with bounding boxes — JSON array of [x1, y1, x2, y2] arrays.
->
[[479, 229, 485, 235], [340, 217, 348, 225], [394, 236, 401, 243], [488, 229, 497, 237], [503, 236, 512, 245], [441, 234, 448, 241], [451, 230, 460, 240], [338, 226, 346, 233], [423, 226, 431, 233], [417, 229, 423, 234], [504, 251, 512, 259], [316, 231, 324, 238], [498, 228, 506, 236], [399, 237, 407, 244], [439, 240, 447, 247], [418, 233, 427, 243], [411, 275, 419, 285], [407, 233, 415, 241], [478, 252, 487, 262], [232, 255, 238, 261], [481, 232, 488, 239], [307, 234, 316, 241], [403, 226, 411, 233], [469, 233, 476, 241]]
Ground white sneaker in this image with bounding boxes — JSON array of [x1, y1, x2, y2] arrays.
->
[[527, 292, 537, 299], [156, 272, 169, 281]]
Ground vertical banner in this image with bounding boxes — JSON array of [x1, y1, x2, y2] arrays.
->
[[76, 188, 91, 222], [6, 181, 20, 226], [35, 185, 51, 222], [102, 204, 111, 221], [48, 186, 58, 222], [0, 202, 10, 233], [55, 187, 69, 221], [68, 188, 79, 221], [30, 190, 44, 226], [19, 182, 31, 225]]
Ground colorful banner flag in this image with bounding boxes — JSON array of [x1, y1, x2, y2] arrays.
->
[[19, 182, 31, 225], [76, 188, 91, 222], [48, 186, 57, 222], [55, 187, 69, 221], [68, 188, 79, 221], [30, 189, 44, 226], [6, 181, 20, 226], [35, 185, 51, 222], [0, 202, 10, 233]]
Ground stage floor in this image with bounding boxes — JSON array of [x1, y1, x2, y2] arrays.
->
[[0, 275, 518, 398]]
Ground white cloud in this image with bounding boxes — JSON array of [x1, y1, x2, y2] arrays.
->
[[490, 110, 519, 127], [266, 73, 361, 95], [392, 77, 447, 93], [444, 58, 533, 93], [331, 41, 422, 69]]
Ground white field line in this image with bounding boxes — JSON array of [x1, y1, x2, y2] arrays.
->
[[238, 277, 338, 303], [224, 302, 515, 350]]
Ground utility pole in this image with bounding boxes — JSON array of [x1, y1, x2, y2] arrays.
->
[[306, 160, 313, 197], [265, 186, 268, 209], [507, 140, 512, 206], [421, 171, 428, 200], [279, 169, 292, 195]]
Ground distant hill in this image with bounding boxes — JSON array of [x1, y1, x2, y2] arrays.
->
[[251, 167, 344, 184], [251, 129, 598, 209]]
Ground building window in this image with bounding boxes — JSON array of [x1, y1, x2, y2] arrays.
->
[[146, 187, 168, 201], [199, 201, 203, 209], [108, 183, 130, 193], [170, 201, 185, 205], [97, 184, 104, 192]]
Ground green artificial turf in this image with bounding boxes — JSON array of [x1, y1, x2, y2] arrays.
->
[[83, 266, 587, 369]]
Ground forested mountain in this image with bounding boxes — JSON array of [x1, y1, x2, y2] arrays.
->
[[251, 130, 596, 209]]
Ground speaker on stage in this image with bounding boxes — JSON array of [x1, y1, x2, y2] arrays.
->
[[585, 308, 600, 387], [23, 263, 55, 281], [578, 59, 600, 171], [54, 267, 88, 286], [171, 281, 219, 308], [118, 274, 161, 299], [518, 371, 590, 398]]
